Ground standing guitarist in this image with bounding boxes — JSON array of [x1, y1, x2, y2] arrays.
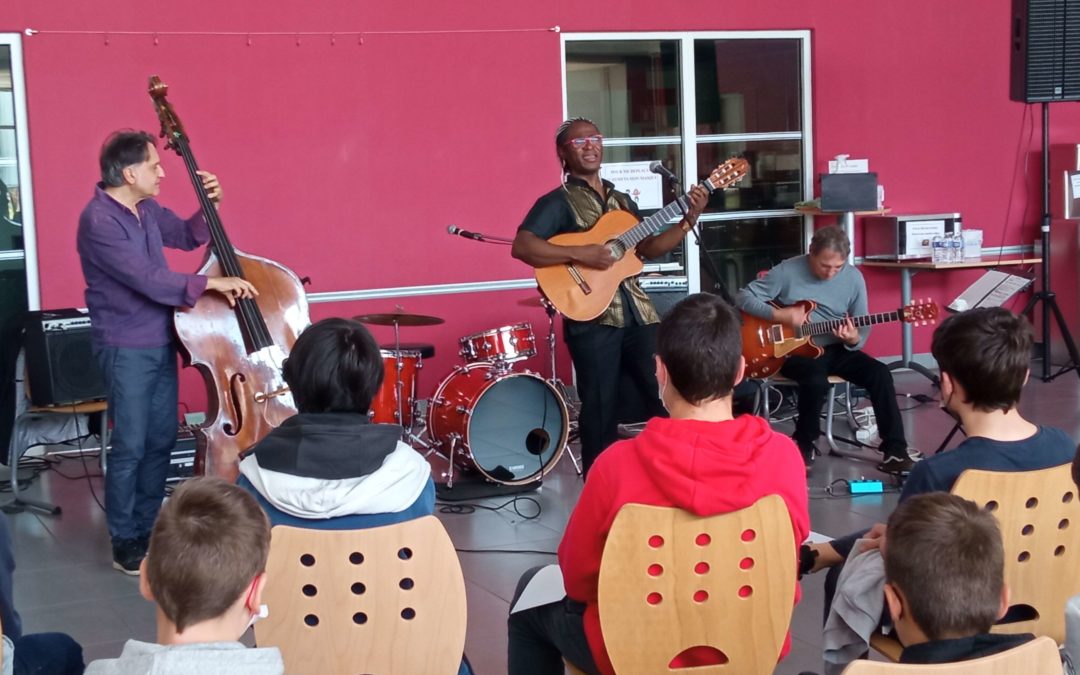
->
[[512, 117, 707, 475], [736, 226, 917, 475]]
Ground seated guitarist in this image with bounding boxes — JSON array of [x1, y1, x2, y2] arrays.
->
[[735, 225, 917, 475], [511, 117, 707, 475]]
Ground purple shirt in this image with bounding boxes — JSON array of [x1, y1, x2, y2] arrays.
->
[[77, 184, 210, 348]]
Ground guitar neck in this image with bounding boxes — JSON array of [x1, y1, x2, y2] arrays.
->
[[616, 192, 696, 249], [796, 309, 902, 338]]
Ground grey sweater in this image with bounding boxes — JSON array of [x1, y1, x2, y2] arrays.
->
[[84, 640, 284, 675], [736, 254, 870, 350]]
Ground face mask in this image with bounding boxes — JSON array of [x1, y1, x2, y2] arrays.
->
[[246, 604, 269, 632], [657, 379, 668, 411]]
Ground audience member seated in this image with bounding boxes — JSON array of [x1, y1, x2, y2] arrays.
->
[[0, 514, 83, 675], [805, 308, 1075, 593], [236, 317, 434, 529], [234, 318, 471, 674], [85, 477, 284, 674], [507, 293, 809, 675], [883, 492, 1034, 663]]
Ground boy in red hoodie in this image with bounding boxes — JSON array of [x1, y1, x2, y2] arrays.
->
[[507, 293, 810, 675]]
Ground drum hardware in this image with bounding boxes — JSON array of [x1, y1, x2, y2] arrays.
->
[[533, 295, 584, 477], [355, 310, 445, 440]]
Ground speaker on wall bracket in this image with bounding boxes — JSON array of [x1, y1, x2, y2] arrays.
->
[[1011, 0, 1080, 103], [23, 309, 106, 407]]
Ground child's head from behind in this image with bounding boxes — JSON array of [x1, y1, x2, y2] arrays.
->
[[884, 492, 1007, 645], [283, 317, 384, 414], [143, 477, 271, 637]]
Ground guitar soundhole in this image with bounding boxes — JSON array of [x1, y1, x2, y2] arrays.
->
[[607, 241, 626, 261]]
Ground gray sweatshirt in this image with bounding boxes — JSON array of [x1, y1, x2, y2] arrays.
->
[[84, 640, 283, 675], [736, 254, 870, 349]]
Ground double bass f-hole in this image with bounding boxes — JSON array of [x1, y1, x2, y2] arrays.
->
[[149, 76, 310, 480]]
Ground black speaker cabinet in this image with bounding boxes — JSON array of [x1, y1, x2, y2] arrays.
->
[[1010, 0, 1080, 102], [24, 309, 106, 407]]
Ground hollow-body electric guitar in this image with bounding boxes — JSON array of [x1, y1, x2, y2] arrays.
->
[[741, 299, 939, 378], [534, 158, 749, 322]]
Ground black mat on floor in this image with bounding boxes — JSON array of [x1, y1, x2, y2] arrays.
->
[[435, 476, 541, 502]]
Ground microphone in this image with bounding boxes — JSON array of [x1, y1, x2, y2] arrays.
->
[[649, 161, 680, 185], [447, 225, 484, 241]]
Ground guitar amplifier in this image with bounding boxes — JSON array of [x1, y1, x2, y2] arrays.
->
[[640, 276, 689, 317], [23, 309, 106, 406], [168, 430, 198, 482]]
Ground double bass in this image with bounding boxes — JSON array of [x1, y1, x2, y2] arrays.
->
[[149, 76, 309, 480]]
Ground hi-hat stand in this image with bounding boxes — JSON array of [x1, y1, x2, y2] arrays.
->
[[1022, 103, 1080, 382]]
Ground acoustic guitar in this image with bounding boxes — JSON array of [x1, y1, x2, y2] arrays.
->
[[534, 158, 749, 321], [741, 299, 939, 378]]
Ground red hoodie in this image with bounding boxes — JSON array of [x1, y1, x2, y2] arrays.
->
[[557, 414, 810, 675]]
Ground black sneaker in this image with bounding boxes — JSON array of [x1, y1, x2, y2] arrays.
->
[[796, 440, 817, 474], [877, 453, 916, 475], [135, 534, 150, 558], [112, 538, 144, 576]]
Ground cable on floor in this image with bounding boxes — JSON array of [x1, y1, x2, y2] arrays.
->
[[437, 495, 542, 521]]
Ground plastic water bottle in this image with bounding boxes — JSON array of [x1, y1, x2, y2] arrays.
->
[[950, 233, 964, 262], [931, 235, 948, 264]]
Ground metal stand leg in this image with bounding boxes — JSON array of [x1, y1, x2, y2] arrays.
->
[[825, 382, 881, 465], [2, 415, 62, 515]]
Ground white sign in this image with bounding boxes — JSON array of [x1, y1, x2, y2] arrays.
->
[[601, 161, 664, 210]]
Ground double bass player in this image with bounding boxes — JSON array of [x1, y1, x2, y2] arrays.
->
[[77, 130, 256, 575]]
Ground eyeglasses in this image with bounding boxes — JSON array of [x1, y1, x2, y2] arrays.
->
[[563, 134, 603, 148]]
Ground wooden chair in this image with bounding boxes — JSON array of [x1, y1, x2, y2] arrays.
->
[[871, 463, 1080, 660], [3, 363, 109, 515], [590, 495, 797, 675], [255, 516, 467, 675], [844, 635, 1062, 674]]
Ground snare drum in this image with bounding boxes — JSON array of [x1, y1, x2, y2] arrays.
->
[[370, 349, 422, 427], [459, 323, 536, 364], [428, 363, 568, 484]]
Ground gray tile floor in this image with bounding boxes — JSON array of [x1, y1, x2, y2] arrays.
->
[[4, 368, 1079, 674]]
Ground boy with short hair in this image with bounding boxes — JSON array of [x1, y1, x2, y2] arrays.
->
[[883, 492, 1033, 663], [85, 477, 283, 674]]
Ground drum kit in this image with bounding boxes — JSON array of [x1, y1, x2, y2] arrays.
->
[[354, 299, 579, 488]]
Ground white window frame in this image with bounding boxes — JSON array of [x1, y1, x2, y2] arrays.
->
[[561, 30, 814, 293], [1, 33, 39, 310]]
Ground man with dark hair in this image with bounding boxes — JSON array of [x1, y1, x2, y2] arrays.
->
[[237, 317, 434, 529], [77, 130, 258, 575], [84, 477, 284, 674], [884, 492, 1032, 663], [807, 308, 1075, 620], [511, 117, 708, 474], [508, 293, 809, 675], [737, 225, 916, 474]]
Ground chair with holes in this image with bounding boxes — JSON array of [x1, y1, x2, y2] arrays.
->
[[844, 635, 1062, 674], [255, 516, 467, 675], [584, 494, 798, 675], [870, 463, 1080, 661]]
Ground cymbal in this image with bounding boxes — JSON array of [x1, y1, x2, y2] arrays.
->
[[517, 295, 553, 309], [353, 312, 445, 327]]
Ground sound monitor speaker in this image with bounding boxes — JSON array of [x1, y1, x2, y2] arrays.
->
[[24, 309, 106, 407], [1010, 0, 1080, 102]]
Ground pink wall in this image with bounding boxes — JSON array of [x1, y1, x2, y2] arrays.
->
[[5, 0, 1080, 411]]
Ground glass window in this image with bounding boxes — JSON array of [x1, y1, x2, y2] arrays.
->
[[0, 38, 30, 341], [564, 32, 811, 293], [565, 40, 681, 139]]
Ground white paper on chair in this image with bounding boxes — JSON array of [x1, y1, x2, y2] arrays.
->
[[509, 563, 566, 614], [947, 270, 1032, 312]]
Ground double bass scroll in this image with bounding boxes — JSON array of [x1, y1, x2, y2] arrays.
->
[[148, 76, 310, 481]]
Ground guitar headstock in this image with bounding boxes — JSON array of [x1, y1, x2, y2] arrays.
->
[[901, 298, 939, 325], [704, 158, 750, 192]]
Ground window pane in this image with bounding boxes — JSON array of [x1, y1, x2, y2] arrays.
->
[[699, 216, 803, 291], [601, 144, 686, 269], [698, 139, 803, 213], [565, 40, 681, 138], [0, 41, 27, 337], [695, 39, 802, 134]]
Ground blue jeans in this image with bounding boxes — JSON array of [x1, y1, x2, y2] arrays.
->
[[96, 345, 178, 544]]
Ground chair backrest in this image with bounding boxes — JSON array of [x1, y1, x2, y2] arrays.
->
[[597, 495, 797, 675], [951, 463, 1080, 643], [255, 517, 467, 675], [841, 635, 1063, 674]]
